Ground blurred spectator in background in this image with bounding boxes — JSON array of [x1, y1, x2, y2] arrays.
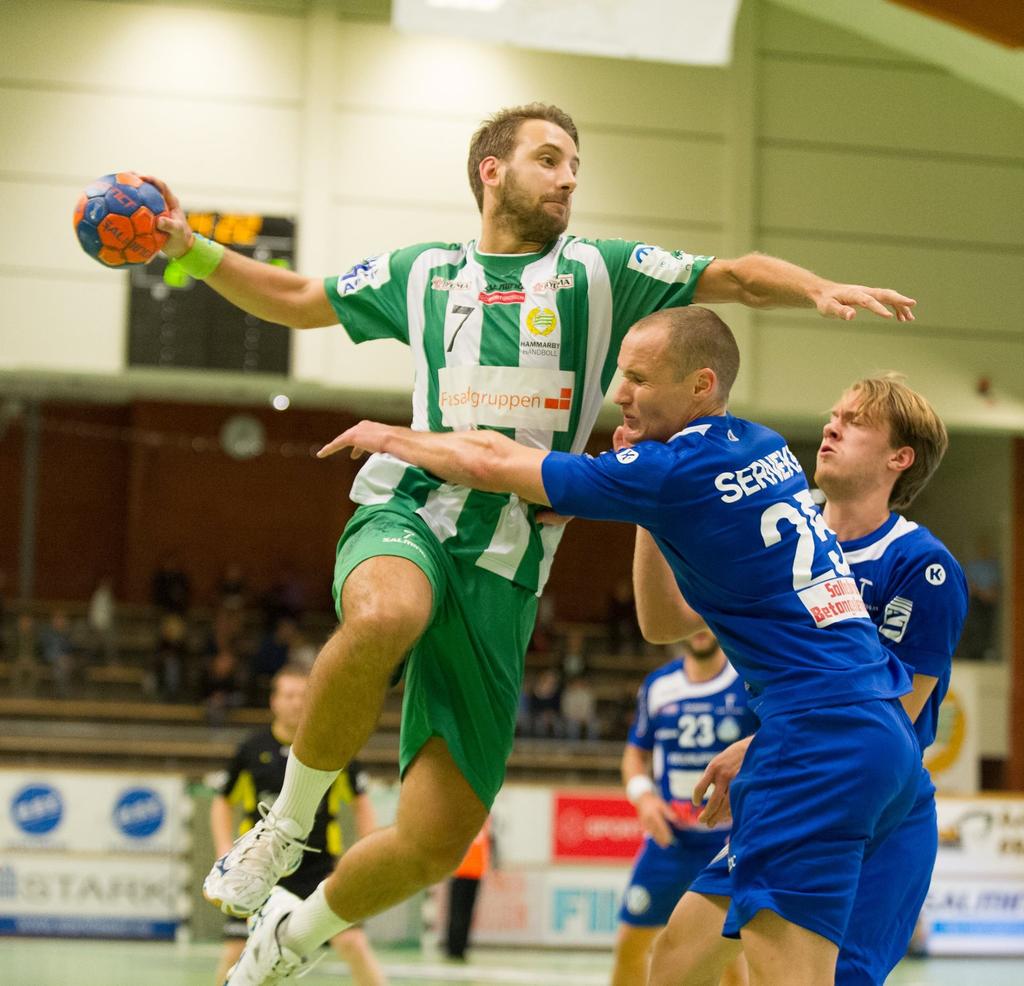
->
[[262, 569, 306, 629], [250, 617, 300, 702], [960, 535, 1001, 662], [287, 623, 319, 672], [445, 817, 492, 962], [39, 609, 75, 698], [151, 553, 191, 615], [13, 613, 37, 695], [607, 576, 642, 655], [205, 606, 245, 662], [561, 628, 587, 677], [201, 644, 246, 725], [152, 613, 189, 702], [611, 687, 639, 742], [0, 568, 7, 659], [88, 576, 117, 665], [562, 674, 600, 742], [218, 561, 248, 610], [529, 592, 557, 655], [516, 673, 534, 736], [529, 668, 564, 738]]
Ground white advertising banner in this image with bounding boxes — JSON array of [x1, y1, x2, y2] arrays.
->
[[393, 0, 743, 67], [0, 769, 191, 941], [0, 770, 189, 854], [0, 855, 188, 939], [491, 785, 553, 866], [467, 865, 630, 948], [933, 797, 1024, 878], [923, 796, 1024, 955], [923, 877, 1024, 956], [450, 785, 1024, 955]]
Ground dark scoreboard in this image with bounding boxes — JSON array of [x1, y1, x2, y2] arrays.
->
[[128, 213, 295, 374]]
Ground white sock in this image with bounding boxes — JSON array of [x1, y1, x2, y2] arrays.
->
[[270, 753, 339, 837], [280, 882, 351, 956]]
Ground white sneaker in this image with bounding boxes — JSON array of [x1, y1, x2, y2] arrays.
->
[[224, 888, 310, 985], [205, 803, 314, 917]]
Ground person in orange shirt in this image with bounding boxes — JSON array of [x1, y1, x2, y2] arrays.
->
[[445, 818, 491, 961]]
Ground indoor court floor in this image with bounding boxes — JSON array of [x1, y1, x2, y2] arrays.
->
[[4, 938, 1023, 986]]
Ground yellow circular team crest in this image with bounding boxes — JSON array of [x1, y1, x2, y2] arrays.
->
[[527, 307, 557, 336], [924, 686, 966, 776]]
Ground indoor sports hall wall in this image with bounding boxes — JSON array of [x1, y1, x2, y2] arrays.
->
[[0, 0, 1022, 433], [0, 400, 367, 604]]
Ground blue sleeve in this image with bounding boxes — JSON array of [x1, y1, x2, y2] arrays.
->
[[541, 443, 677, 529], [878, 551, 968, 679], [626, 680, 654, 751]]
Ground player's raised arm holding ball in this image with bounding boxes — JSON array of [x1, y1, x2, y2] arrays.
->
[[141, 174, 336, 329]]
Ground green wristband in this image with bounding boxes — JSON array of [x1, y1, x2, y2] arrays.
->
[[176, 233, 225, 280]]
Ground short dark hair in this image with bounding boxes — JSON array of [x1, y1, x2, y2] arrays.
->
[[634, 307, 740, 401], [467, 103, 579, 211]]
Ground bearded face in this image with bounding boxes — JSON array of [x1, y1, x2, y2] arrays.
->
[[492, 167, 571, 245]]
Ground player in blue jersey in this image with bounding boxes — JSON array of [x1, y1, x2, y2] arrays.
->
[[818, 375, 966, 984], [647, 374, 967, 986], [612, 630, 755, 986], [319, 306, 922, 986]]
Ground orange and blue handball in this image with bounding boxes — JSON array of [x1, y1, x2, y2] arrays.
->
[[73, 172, 169, 268]]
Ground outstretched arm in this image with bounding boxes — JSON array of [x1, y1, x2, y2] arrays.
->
[[144, 174, 337, 329], [695, 253, 916, 322], [318, 421, 551, 504]]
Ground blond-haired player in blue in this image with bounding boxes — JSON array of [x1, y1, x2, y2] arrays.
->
[[641, 374, 965, 986]]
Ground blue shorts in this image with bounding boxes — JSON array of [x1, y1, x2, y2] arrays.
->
[[692, 770, 935, 978], [693, 699, 920, 946], [619, 832, 728, 927], [836, 769, 937, 985]]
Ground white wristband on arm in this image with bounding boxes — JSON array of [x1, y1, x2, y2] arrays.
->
[[626, 774, 657, 805]]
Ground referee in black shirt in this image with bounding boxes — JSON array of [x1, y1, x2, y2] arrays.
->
[[211, 663, 388, 985]]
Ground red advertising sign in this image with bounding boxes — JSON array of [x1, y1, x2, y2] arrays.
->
[[553, 793, 644, 861]]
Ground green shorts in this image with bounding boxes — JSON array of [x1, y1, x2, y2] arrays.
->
[[332, 504, 538, 808]]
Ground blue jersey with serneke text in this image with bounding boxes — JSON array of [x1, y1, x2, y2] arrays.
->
[[628, 659, 757, 840], [841, 513, 967, 752], [541, 413, 911, 719]]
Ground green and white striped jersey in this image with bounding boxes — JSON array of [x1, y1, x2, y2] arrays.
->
[[324, 236, 713, 594]]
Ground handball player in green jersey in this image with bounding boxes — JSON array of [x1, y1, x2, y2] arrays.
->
[[143, 103, 916, 984]]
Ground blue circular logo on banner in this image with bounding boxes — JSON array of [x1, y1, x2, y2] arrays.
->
[[113, 788, 165, 839], [11, 784, 63, 835]]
